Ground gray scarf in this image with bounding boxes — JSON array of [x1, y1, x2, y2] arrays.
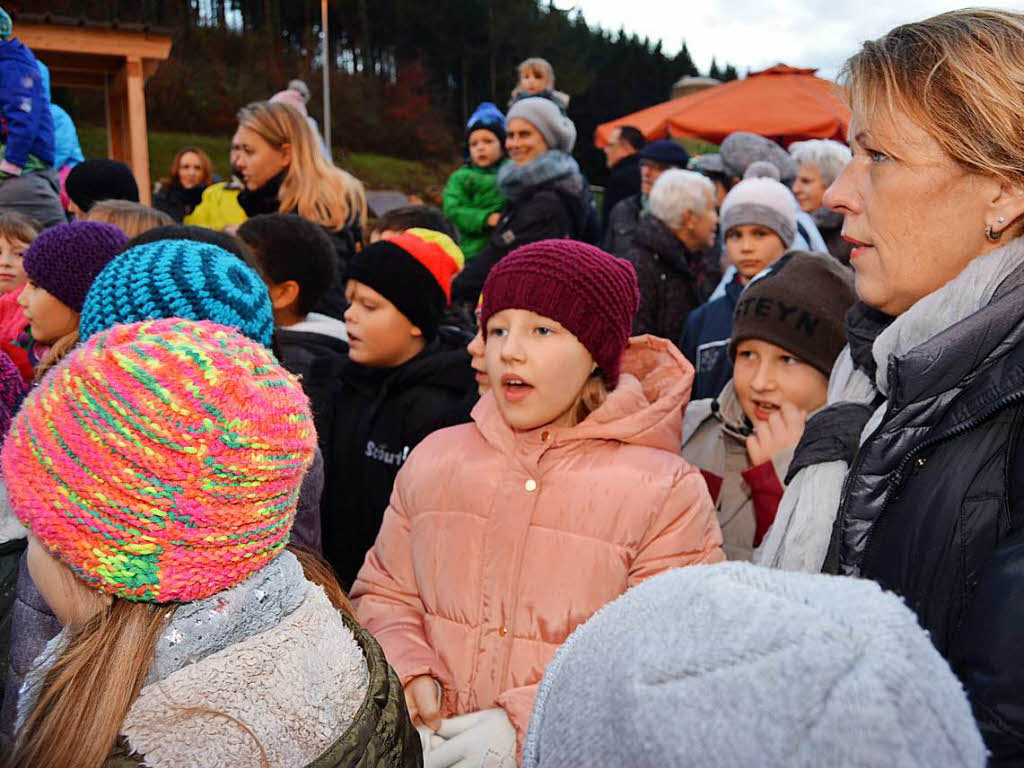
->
[[16, 550, 308, 732], [755, 237, 1024, 571], [497, 149, 580, 202]]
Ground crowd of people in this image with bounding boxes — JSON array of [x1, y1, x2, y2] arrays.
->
[[0, 4, 1022, 766]]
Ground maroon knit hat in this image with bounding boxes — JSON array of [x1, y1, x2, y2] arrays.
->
[[480, 239, 639, 387], [22, 221, 127, 313]]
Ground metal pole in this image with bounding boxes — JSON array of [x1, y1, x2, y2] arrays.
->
[[321, 0, 331, 154]]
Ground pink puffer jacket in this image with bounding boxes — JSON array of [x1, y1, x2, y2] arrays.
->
[[351, 335, 724, 754]]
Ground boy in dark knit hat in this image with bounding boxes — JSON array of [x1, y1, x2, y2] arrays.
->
[[443, 103, 508, 261], [322, 229, 476, 587], [682, 252, 855, 561]]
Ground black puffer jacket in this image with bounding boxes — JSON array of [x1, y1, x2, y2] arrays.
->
[[601, 193, 641, 260], [601, 154, 641, 230], [451, 169, 590, 305], [825, 276, 1024, 764], [629, 214, 719, 343], [152, 183, 207, 223], [321, 329, 476, 587]]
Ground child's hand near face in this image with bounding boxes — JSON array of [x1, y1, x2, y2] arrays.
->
[[745, 401, 808, 467]]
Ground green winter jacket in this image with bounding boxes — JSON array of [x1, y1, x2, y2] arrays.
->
[[442, 162, 506, 260], [103, 611, 422, 767]]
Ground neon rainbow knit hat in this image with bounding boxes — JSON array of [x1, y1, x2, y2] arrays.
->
[[2, 318, 316, 603], [79, 239, 274, 347]]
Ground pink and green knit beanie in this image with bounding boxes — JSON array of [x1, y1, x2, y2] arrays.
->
[[1, 318, 316, 603]]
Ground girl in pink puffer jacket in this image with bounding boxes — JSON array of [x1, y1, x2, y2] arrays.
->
[[351, 239, 724, 766]]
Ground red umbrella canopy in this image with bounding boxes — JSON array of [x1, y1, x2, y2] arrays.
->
[[595, 64, 850, 148]]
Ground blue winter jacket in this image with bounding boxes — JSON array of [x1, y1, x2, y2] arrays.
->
[[0, 39, 54, 168], [36, 61, 83, 169], [680, 271, 745, 401]]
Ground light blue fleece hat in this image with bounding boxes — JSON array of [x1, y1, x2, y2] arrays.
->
[[0, 6, 11, 41], [523, 562, 987, 768]]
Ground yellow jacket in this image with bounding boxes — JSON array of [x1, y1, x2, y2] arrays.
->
[[184, 181, 247, 230]]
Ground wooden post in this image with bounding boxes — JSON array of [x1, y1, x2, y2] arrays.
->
[[124, 57, 152, 204], [106, 66, 128, 163]]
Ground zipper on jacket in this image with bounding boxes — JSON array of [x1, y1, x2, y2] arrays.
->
[[858, 387, 1024, 570]]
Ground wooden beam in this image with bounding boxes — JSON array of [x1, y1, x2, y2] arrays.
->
[[16, 23, 172, 62], [33, 50, 124, 74], [106, 67, 128, 166], [47, 70, 108, 89], [125, 57, 152, 205]]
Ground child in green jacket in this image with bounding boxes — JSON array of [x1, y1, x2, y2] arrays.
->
[[442, 102, 507, 260]]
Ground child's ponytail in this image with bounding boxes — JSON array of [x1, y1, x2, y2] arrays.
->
[[573, 370, 610, 426], [9, 600, 170, 768]]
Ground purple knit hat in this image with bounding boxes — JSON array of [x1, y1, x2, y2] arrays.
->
[[22, 221, 127, 313], [480, 239, 639, 387]]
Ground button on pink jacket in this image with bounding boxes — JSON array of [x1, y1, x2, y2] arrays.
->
[[351, 335, 724, 754]]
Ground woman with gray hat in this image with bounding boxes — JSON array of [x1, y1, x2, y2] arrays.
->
[[451, 96, 591, 304], [757, 10, 1024, 763]]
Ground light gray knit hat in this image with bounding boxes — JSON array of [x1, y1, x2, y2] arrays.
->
[[721, 131, 798, 182], [507, 96, 577, 153], [523, 563, 987, 768], [720, 176, 797, 246]]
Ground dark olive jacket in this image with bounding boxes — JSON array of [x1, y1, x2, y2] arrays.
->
[[104, 612, 422, 767]]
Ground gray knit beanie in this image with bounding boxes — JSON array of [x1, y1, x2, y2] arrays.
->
[[507, 96, 577, 153], [720, 131, 798, 182], [524, 563, 987, 768], [720, 177, 797, 246]]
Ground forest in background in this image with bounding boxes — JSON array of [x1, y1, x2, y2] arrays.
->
[[7, 0, 740, 180]]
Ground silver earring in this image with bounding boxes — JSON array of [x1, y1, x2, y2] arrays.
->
[[986, 218, 1005, 242]]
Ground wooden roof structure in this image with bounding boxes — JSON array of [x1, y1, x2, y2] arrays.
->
[[15, 14, 172, 204]]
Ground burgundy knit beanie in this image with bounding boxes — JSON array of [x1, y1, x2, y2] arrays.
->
[[22, 221, 127, 313], [480, 239, 639, 387]]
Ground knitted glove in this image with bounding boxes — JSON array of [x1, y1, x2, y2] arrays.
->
[[425, 708, 517, 768]]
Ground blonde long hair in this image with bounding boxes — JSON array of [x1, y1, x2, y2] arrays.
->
[[236, 101, 367, 233], [8, 547, 352, 768]]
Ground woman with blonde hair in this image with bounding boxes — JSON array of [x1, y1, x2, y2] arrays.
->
[[152, 146, 214, 222], [755, 10, 1024, 761], [233, 100, 367, 317]]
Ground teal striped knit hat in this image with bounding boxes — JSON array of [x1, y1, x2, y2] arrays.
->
[[79, 239, 274, 346]]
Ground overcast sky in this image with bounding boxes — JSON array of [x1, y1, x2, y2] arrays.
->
[[570, 1, 1022, 79]]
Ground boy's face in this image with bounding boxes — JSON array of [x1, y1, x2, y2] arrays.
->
[[733, 338, 828, 425], [469, 129, 503, 169], [520, 67, 549, 95], [344, 279, 424, 368], [725, 224, 787, 282]]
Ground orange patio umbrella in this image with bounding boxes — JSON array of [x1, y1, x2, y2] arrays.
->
[[594, 64, 850, 148]]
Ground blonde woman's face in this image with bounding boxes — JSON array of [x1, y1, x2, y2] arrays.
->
[[825, 107, 1003, 316], [177, 152, 205, 189], [233, 126, 291, 191], [506, 119, 547, 166]]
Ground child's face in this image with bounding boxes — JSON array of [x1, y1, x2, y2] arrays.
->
[[0, 236, 30, 294], [519, 67, 549, 95], [18, 281, 78, 344], [344, 279, 424, 368], [27, 535, 110, 629], [467, 323, 489, 396], [725, 224, 787, 282], [469, 129, 503, 169], [485, 308, 594, 431], [733, 338, 828, 425]]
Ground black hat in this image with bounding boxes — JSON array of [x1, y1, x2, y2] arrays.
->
[[638, 140, 690, 168], [65, 159, 140, 213]]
